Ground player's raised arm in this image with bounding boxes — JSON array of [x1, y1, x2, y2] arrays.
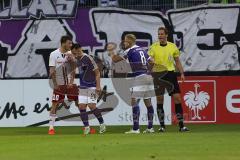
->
[[111, 54, 125, 63], [106, 42, 125, 63]]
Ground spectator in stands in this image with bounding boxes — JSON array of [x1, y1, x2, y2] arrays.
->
[[98, 0, 118, 7], [208, 0, 240, 3]]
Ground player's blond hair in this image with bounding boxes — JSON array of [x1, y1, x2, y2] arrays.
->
[[125, 34, 136, 44]]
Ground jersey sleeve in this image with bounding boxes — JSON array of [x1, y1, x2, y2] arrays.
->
[[173, 44, 180, 57], [49, 53, 55, 67]]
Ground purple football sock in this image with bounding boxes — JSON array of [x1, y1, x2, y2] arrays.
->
[[92, 108, 104, 124], [147, 106, 154, 129], [79, 109, 89, 127], [132, 105, 140, 130]]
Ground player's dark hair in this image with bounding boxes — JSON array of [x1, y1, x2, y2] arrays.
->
[[60, 35, 72, 44], [71, 43, 82, 50], [158, 27, 168, 35]]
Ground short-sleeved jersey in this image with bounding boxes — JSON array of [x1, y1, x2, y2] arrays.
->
[[148, 41, 180, 72], [49, 49, 72, 85], [76, 53, 98, 88], [124, 45, 150, 77]]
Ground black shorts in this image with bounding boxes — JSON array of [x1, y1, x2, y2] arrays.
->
[[151, 71, 180, 96]]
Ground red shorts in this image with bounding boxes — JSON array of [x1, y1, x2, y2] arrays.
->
[[52, 84, 79, 103]]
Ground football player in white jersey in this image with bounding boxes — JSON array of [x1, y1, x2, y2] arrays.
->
[[48, 35, 78, 135]]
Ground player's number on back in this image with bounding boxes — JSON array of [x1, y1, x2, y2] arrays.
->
[[139, 51, 146, 65]]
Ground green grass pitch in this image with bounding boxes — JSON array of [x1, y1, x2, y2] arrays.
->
[[0, 124, 239, 160]]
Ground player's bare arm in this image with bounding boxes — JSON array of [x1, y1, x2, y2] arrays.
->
[[147, 57, 155, 71], [69, 56, 77, 86], [95, 68, 101, 95], [174, 57, 185, 82], [148, 57, 155, 64], [106, 42, 125, 63], [49, 66, 58, 89], [111, 54, 125, 63]]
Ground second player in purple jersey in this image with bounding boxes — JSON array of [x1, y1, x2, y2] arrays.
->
[[76, 53, 98, 88], [71, 43, 106, 135]]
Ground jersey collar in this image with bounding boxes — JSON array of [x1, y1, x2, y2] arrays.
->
[[124, 45, 139, 54]]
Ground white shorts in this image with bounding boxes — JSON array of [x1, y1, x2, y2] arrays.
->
[[78, 87, 97, 104], [131, 74, 155, 99]]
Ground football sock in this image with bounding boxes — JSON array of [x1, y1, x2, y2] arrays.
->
[[80, 109, 89, 127], [175, 103, 184, 128], [132, 105, 140, 130], [157, 104, 165, 128], [92, 108, 104, 124], [49, 113, 56, 130], [147, 105, 154, 129]]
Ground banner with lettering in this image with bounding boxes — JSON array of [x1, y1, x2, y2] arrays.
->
[[0, 3, 240, 79], [0, 79, 172, 127]]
